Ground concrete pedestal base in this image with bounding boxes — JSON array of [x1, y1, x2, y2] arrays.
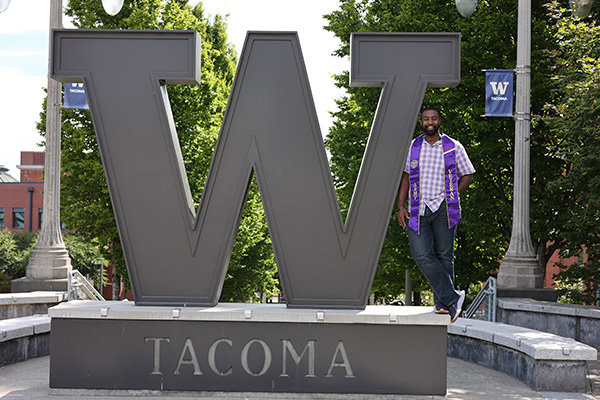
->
[[11, 277, 69, 292], [497, 287, 557, 302], [49, 302, 449, 395], [497, 255, 544, 287], [11, 245, 71, 293]]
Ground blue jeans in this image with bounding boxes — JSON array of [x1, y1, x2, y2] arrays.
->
[[406, 200, 460, 308]]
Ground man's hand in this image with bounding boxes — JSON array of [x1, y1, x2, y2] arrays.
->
[[398, 208, 409, 229], [397, 172, 410, 229]]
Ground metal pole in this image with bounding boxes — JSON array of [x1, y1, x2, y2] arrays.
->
[[27, 187, 34, 232], [405, 270, 412, 306], [497, 0, 544, 289], [94, 262, 103, 291], [12, 0, 72, 292]]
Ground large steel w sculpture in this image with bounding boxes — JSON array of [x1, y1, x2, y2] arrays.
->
[[49, 30, 460, 395], [52, 30, 459, 309]]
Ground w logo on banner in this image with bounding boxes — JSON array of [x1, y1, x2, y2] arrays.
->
[[485, 69, 513, 117], [490, 81, 509, 96]]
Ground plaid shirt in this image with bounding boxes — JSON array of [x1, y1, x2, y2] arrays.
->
[[404, 133, 475, 216]]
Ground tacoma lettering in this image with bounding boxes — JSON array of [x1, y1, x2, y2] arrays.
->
[[145, 336, 355, 378]]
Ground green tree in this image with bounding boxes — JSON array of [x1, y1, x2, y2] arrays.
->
[[0, 231, 37, 289], [62, 233, 108, 280], [39, 0, 277, 301], [543, 2, 600, 304], [323, 0, 567, 300]]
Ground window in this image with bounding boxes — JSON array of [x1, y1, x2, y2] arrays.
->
[[13, 208, 25, 229], [38, 208, 43, 229], [0, 208, 4, 229]]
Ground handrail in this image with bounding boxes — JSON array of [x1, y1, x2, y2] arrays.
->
[[464, 276, 496, 322], [67, 270, 105, 301]]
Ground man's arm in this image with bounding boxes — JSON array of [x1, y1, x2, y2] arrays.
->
[[458, 174, 473, 194], [397, 172, 410, 228]]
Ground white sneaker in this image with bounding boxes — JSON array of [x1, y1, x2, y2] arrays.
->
[[449, 290, 465, 323]]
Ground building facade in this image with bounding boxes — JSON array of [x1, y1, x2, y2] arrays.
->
[[0, 152, 45, 232]]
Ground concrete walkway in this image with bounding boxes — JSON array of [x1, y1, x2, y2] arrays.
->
[[0, 356, 597, 400]]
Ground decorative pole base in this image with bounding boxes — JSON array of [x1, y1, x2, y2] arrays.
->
[[11, 245, 72, 293], [497, 255, 556, 301], [498, 255, 543, 288]]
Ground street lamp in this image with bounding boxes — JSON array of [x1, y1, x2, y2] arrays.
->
[[5, 0, 122, 292], [456, 0, 594, 17], [0, 0, 10, 14], [571, 0, 594, 17], [454, 0, 594, 299], [0, 0, 125, 15], [455, 0, 477, 17], [102, 0, 124, 16], [9, 0, 72, 292]]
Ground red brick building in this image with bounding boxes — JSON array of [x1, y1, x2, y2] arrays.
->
[[544, 246, 588, 288], [0, 152, 45, 232]]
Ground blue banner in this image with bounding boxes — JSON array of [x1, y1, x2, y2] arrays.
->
[[485, 70, 513, 117], [64, 83, 89, 109]]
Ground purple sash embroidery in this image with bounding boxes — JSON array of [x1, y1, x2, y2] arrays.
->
[[408, 137, 423, 233], [442, 135, 461, 230], [408, 134, 461, 234]]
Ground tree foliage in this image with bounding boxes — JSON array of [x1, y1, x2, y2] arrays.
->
[[323, 0, 597, 300], [40, 0, 277, 302], [62, 233, 108, 279]]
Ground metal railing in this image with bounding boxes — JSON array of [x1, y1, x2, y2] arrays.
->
[[464, 276, 497, 322], [67, 270, 105, 301]]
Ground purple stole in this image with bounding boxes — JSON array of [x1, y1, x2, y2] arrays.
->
[[408, 134, 461, 234]]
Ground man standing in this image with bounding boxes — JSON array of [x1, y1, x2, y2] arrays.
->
[[398, 107, 475, 323]]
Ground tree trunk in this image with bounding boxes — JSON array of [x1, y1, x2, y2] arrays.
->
[[112, 273, 120, 300]]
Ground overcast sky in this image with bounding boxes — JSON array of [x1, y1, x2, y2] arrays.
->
[[0, 0, 346, 181]]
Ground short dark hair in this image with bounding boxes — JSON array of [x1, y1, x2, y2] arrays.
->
[[421, 107, 441, 119]]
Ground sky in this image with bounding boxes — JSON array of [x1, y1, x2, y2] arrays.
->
[[0, 0, 346, 181]]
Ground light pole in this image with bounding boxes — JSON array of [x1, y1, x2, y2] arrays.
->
[[455, 0, 541, 295], [11, 0, 71, 292], [495, 0, 548, 296], [455, 0, 593, 300], [4, 0, 123, 292]]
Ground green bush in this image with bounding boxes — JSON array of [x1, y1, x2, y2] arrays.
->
[[554, 261, 599, 305], [62, 233, 107, 282], [0, 230, 107, 286], [0, 270, 11, 292], [0, 230, 37, 280]]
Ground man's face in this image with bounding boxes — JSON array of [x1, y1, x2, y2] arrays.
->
[[420, 110, 440, 137]]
